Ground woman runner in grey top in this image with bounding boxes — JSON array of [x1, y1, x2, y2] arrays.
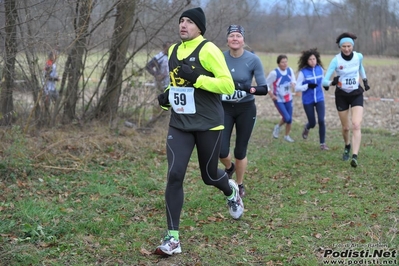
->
[[220, 24, 268, 198]]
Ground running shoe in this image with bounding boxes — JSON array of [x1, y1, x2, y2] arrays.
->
[[284, 135, 294, 143], [154, 235, 181, 256], [350, 157, 358, 168], [238, 184, 246, 198], [342, 148, 350, 161], [225, 162, 236, 179], [302, 124, 309, 139], [320, 143, 329, 150], [272, 124, 280, 139], [227, 179, 244, 219]]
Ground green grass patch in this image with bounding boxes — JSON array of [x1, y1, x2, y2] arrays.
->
[[0, 119, 398, 265]]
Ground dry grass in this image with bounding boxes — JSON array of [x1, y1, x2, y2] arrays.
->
[[0, 120, 169, 179]]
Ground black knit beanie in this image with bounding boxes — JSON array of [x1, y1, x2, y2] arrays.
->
[[179, 7, 206, 35]]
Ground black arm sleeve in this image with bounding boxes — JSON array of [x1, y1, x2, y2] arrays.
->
[[242, 85, 268, 95]]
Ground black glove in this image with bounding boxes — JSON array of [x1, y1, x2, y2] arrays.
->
[[177, 64, 200, 84], [308, 83, 317, 89], [323, 86, 329, 91], [363, 79, 370, 91], [157, 90, 169, 106], [331, 76, 340, 86]]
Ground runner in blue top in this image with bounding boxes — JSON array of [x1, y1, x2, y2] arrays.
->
[[220, 25, 268, 198], [267, 55, 297, 142], [322, 32, 370, 168], [295, 48, 329, 150]]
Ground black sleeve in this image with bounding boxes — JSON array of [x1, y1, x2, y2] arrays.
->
[[242, 85, 268, 95]]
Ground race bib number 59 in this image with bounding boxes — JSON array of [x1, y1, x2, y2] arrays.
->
[[169, 86, 196, 114]]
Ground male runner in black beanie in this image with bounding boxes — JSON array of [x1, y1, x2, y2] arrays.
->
[[154, 7, 243, 256]]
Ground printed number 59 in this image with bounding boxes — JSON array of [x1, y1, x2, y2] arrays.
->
[[174, 93, 186, 105]]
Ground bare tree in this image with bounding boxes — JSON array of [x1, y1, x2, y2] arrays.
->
[[0, 0, 18, 126], [60, 0, 94, 124], [93, 0, 136, 124], [18, 0, 47, 129], [370, 0, 399, 55]]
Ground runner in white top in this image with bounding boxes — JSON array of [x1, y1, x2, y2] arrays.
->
[[322, 32, 370, 168]]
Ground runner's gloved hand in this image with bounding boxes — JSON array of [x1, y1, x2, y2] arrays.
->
[[323, 86, 329, 91], [308, 83, 317, 89], [331, 76, 340, 86], [178, 64, 200, 84], [157, 90, 170, 110], [363, 79, 370, 91]]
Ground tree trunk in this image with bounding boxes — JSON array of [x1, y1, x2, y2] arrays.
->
[[0, 0, 18, 126], [19, 0, 45, 129], [62, 0, 93, 124], [95, 0, 136, 124]]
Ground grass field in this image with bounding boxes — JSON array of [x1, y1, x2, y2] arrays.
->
[[0, 116, 398, 265], [256, 52, 399, 72], [1, 52, 399, 265]]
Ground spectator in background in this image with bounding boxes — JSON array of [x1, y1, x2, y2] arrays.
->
[[145, 41, 172, 93], [295, 48, 329, 150], [266, 54, 297, 142], [43, 50, 59, 103], [322, 32, 370, 168], [220, 24, 268, 198], [145, 41, 172, 120]]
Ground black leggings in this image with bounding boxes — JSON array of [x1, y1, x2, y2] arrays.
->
[[220, 100, 257, 159], [165, 126, 233, 231], [303, 101, 326, 144]]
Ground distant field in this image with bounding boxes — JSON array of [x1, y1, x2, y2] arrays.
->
[[13, 49, 399, 133], [255, 52, 399, 72], [23, 50, 398, 84]]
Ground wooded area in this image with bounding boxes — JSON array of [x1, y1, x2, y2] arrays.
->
[[0, 0, 398, 129]]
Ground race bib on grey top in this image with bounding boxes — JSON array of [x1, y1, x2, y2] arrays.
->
[[221, 90, 247, 102]]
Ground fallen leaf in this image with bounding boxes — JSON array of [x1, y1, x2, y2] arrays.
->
[[320, 178, 330, 183], [314, 233, 322, 239], [140, 248, 152, 256]]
